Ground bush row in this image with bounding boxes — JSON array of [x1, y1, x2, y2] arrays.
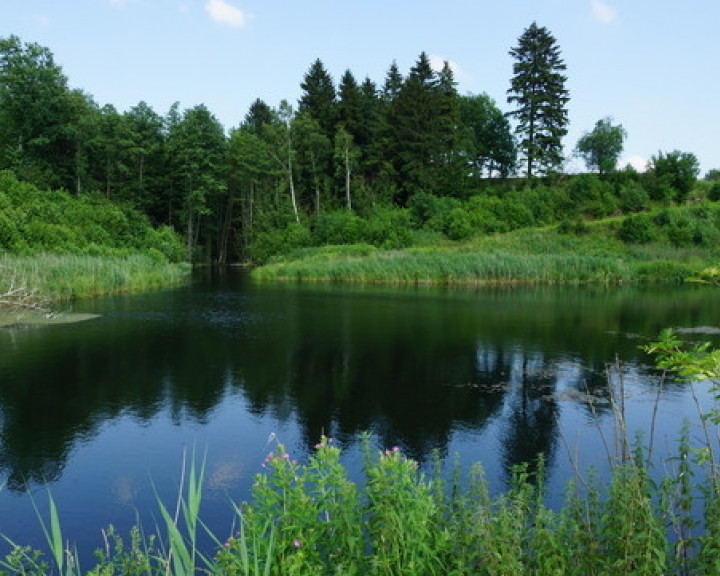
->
[[0, 171, 184, 262], [250, 170, 720, 262]]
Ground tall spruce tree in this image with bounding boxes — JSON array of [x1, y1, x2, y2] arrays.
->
[[507, 22, 569, 177], [391, 52, 459, 202], [298, 59, 337, 141], [337, 70, 362, 142]]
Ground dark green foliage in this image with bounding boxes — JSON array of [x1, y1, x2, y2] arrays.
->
[[298, 59, 337, 141], [647, 150, 701, 204], [0, 170, 184, 260], [705, 168, 720, 182], [0, 35, 79, 191], [568, 173, 617, 217], [166, 104, 227, 261], [507, 22, 570, 177], [708, 181, 720, 202], [243, 98, 274, 136], [459, 93, 516, 178], [445, 207, 474, 240], [313, 210, 363, 245], [619, 213, 655, 243], [359, 205, 413, 249], [389, 52, 459, 203], [3, 33, 712, 266], [619, 180, 651, 213], [250, 222, 312, 263]]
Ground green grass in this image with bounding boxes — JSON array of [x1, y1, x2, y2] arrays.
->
[[251, 227, 706, 285], [0, 252, 191, 304]]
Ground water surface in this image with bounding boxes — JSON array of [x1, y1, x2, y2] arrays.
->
[[0, 270, 718, 560]]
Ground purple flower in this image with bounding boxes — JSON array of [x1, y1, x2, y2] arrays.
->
[[293, 539, 301, 548]]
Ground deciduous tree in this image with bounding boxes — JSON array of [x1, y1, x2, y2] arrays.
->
[[647, 150, 700, 204], [0, 35, 78, 189], [459, 94, 516, 179], [575, 117, 626, 175]]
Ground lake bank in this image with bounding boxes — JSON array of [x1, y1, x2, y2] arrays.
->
[[0, 253, 191, 311], [251, 227, 711, 285]]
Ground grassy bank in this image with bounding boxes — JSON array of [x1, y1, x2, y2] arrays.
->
[[252, 226, 709, 285], [0, 253, 190, 305]]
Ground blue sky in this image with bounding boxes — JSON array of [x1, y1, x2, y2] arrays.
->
[[1, 0, 718, 174]]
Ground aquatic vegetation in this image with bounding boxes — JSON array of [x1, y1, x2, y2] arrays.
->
[[0, 253, 190, 305]]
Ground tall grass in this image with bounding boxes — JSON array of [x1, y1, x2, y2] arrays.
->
[[251, 240, 696, 285], [0, 253, 190, 303], [251, 225, 711, 285]]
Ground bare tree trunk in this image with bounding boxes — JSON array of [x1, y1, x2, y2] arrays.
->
[[287, 150, 299, 223], [186, 209, 194, 262], [344, 147, 352, 211]]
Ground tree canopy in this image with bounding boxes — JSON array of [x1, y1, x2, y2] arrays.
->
[[576, 117, 626, 175]]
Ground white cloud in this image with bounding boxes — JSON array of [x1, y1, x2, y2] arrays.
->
[[429, 55, 469, 83], [205, 0, 246, 28], [621, 155, 648, 172], [591, 1, 617, 24]]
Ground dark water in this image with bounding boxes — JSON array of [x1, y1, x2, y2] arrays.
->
[[1, 269, 719, 561]]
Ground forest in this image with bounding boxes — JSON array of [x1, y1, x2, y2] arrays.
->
[[1, 25, 718, 267]]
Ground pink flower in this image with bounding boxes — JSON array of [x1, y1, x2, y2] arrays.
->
[[293, 539, 301, 548]]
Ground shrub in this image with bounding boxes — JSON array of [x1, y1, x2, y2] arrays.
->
[[709, 182, 720, 202], [445, 207, 473, 240], [618, 213, 655, 244], [313, 210, 363, 245], [360, 206, 413, 249], [251, 223, 312, 263], [619, 181, 650, 213], [647, 150, 700, 204]]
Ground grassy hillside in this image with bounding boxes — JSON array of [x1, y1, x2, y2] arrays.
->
[[252, 204, 720, 285]]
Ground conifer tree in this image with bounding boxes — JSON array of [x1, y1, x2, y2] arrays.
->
[[298, 59, 337, 141], [391, 52, 459, 202], [337, 70, 362, 143], [507, 22, 569, 177], [243, 98, 274, 136]]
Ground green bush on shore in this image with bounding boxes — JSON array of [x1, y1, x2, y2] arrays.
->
[[0, 170, 185, 262]]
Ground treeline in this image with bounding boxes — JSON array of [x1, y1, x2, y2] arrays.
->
[[1, 32, 716, 264]]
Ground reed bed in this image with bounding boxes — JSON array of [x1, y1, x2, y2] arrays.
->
[[252, 246, 692, 285], [0, 253, 190, 303]]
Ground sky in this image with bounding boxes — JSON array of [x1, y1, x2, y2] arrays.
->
[[1, 0, 718, 175]]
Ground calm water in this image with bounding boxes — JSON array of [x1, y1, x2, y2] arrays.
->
[[1, 269, 719, 561]]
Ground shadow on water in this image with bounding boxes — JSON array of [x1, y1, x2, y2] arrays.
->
[[0, 270, 718, 493]]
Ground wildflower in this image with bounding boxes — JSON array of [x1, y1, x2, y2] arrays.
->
[[293, 539, 301, 548]]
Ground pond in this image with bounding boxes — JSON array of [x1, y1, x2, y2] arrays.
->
[[1, 269, 719, 563]]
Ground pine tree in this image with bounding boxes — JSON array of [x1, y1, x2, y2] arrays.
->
[[507, 22, 569, 177], [298, 59, 336, 141], [337, 69, 362, 142], [391, 52, 458, 202], [243, 98, 274, 136]]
